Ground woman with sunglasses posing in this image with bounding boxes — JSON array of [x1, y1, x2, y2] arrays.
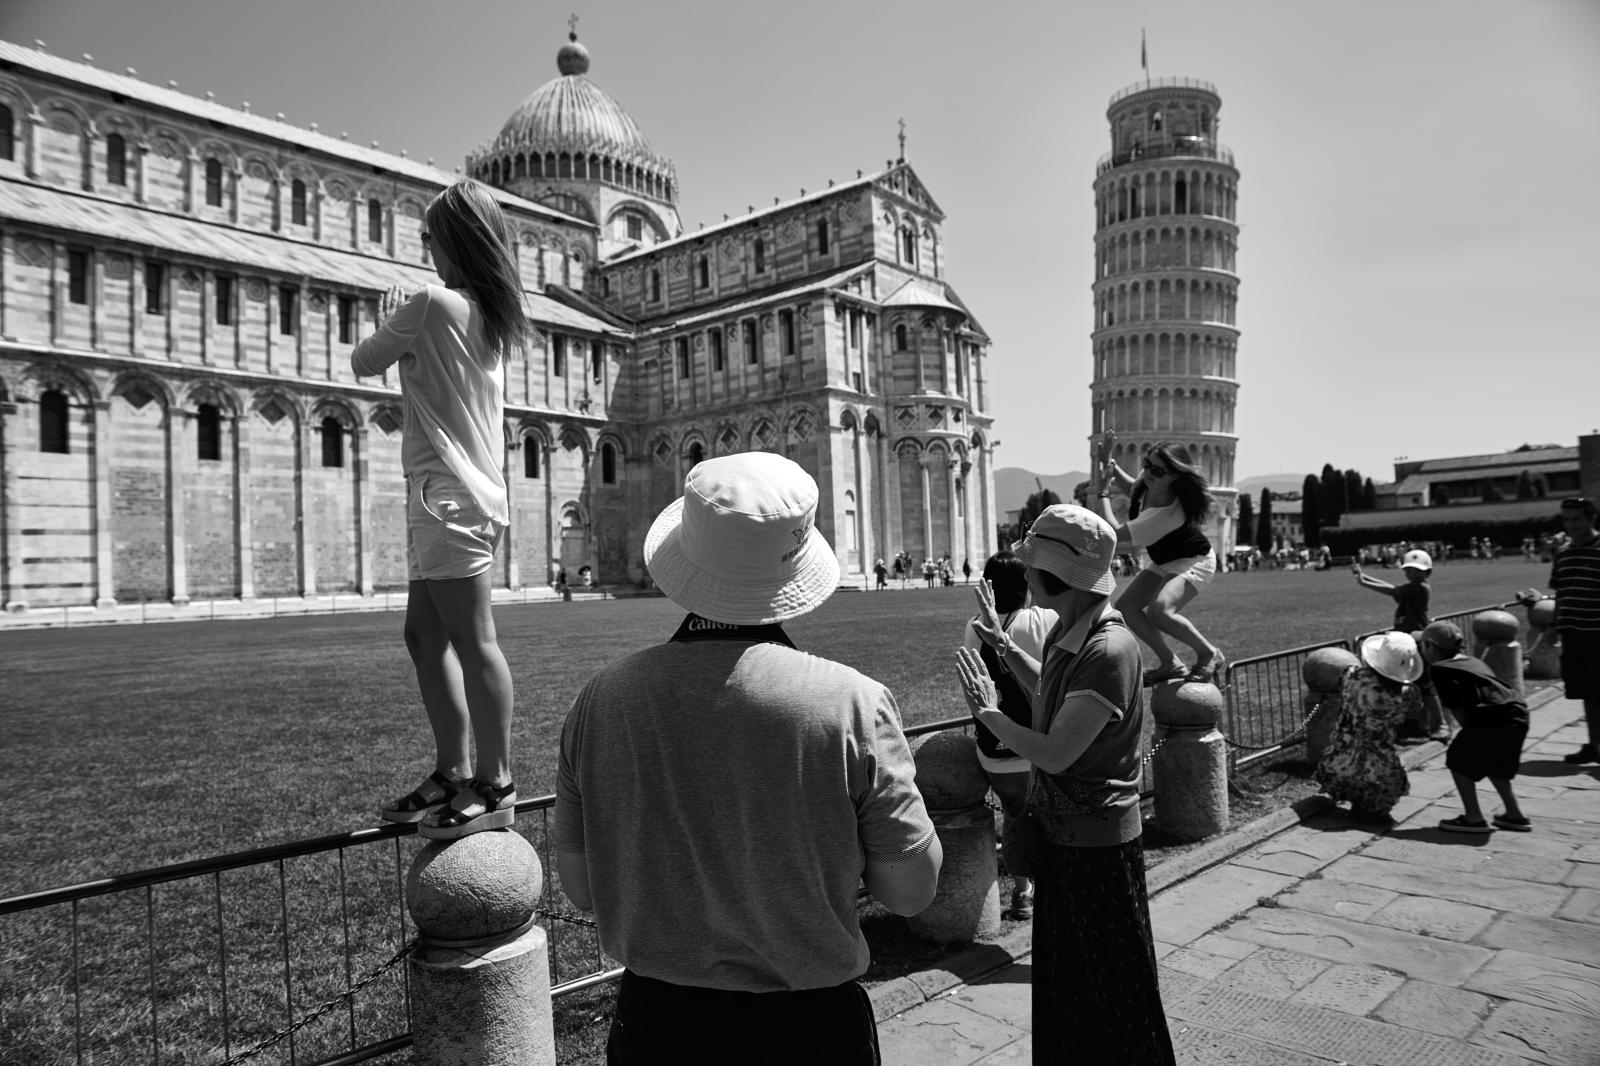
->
[[1094, 433, 1225, 685], [352, 178, 530, 839]]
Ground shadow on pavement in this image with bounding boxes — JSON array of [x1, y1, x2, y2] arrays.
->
[[975, 963, 1033, 987], [1381, 825, 1494, 846], [1517, 759, 1600, 779]]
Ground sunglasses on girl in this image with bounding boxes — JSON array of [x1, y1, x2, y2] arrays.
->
[[1142, 460, 1170, 478]]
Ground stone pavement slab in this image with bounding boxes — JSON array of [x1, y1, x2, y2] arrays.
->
[[1321, 853, 1573, 915], [1479, 912, 1600, 968], [1220, 904, 1495, 984], [1274, 875, 1400, 921], [1369, 894, 1499, 941], [1372, 978, 1497, 1039], [1230, 821, 1372, 877], [1555, 887, 1600, 925], [1361, 833, 1575, 884], [1465, 948, 1600, 1020], [875, 996, 1024, 1066], [1289, 961, 1406, 1015], [1167, 1021, 1334, 1065], [1149, 864, 1295, 946], [1472, 999, 1600, 1066], [1207, 946, 1329, 999]]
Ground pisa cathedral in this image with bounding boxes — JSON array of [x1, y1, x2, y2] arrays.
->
[[0, 33, 998, 611], [1090, 77, 1241, 553]]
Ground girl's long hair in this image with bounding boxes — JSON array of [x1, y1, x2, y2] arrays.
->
[[982, 550, 1029, 614], [1129, 441, 1213, 526], [425, 179, 531, 357]]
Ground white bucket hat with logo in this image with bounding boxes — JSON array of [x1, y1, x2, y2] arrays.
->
[[644, 452, 840, 625], [1360, 631, 1424, 684], [1011, 504, 1118, 595]]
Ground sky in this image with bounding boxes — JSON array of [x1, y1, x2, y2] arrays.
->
[[3, 0, 1597, 485]]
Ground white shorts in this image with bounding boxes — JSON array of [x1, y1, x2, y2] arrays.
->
[[1143, 549, 1216, 588], [405, 472, 503, 582]]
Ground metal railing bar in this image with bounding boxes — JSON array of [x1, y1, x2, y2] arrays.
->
[[0, 794, 560, 915], [393, 835, 411, 1027], [72, 897, 83, 1066], [305, 1034, 412, 1066], [338, 847, 356, 1053], [215, 870, 232, 1059], [278, 858, 296, 1065], [904, 715, 970, 738], [146, 884, 159, 1065], [551, 966, 627, 999]]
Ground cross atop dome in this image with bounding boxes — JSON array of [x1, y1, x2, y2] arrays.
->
[[558, 14, 590, 75]]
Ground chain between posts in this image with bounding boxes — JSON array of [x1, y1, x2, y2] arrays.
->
[[215, 940, 416, 1066], [1221, 692, 1333, 753]]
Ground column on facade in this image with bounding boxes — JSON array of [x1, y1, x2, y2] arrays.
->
[[25, 110, 43, 178], [184, 150, 199, 213], [297, 417, 316, 597], [355, 422, 373, 596], [129, 255, 144, 358], [919, 453, 934, 566], [234, 408, 254, 599], [851, 420, 870, 579], [313, 181, 326, 242], [502, 439, 519, 590], [90, 249, 104, 351], [200, 269, 213, 365], [946, 456, 962, 570], [0, 398, 24, 611], [49, 241, 63, 347], [134, 140, 149, 204], [543, 439, 555, 586], [229, 167, 241, 226], [91, 400, 116, 607], [168, 406, 190, 604]]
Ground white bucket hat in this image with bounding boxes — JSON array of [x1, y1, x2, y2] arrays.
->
[[1011, 504, 1117, 595], [644, 452, 840, 624], [1401, 549, 1433, 571], [1359, 631, 1424, 684]]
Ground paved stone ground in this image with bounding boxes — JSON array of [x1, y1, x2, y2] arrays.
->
[[877, 696, 1600, 1065]]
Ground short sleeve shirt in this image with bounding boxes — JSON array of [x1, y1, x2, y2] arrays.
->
[[1392, 580, 1431, 632], [1550, 539, 1600, 634], [554, 639, 934, 992]]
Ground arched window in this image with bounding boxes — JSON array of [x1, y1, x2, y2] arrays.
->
[[601, 442, 617, 484], [895, 323, 908, 351], [320, 416, 344, 468], [817, 218, 830, 256], [39, 389, 69, 453], [697, 255, 709, 288], [902, 227, 916, 264], [688, 442, 705, 466], [753, 238, 766, 274], [291, 179, 307, 225], [106, 133, 127, 186], [197, 404, 222, 461], [0, 104, 13, 161], [367, 199, 383, 243], [650, 269, 661, 302], [524, 439, 541, 478], [204, 158, 223, 207]]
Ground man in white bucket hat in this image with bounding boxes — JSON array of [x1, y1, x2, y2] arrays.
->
[[554, 452, 940, 1064]]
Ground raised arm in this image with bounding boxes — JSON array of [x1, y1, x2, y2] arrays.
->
[[350, 285, 427, 378]]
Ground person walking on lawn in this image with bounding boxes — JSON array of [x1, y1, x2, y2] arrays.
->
[[355, 179, 528, 840], [554, 452, 940, 1065], [1420, 621, 1532, 833]]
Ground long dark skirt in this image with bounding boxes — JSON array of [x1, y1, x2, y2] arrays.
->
[[1033, 838, 1175, 1064]]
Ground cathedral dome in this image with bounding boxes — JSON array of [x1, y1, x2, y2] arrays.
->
[[468, 31, 677, 206]]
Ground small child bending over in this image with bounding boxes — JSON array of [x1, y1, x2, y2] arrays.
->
[[1420, 621, 1531, 833]]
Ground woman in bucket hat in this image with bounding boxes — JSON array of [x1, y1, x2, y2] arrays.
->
[[1313, 631, 1425, 825], [957, 504, 1176, 1064]]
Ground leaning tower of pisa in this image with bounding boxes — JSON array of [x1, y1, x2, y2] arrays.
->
[[1090, 76, 1240, 554]]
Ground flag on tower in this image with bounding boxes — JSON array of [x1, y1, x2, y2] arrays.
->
[[1141, 29, 1148, 76]]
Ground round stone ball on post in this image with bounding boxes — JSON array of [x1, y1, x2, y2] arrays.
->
[[906, 731, 1000, 943], [1151, 680, 1229, 842], [1523, 597, 1561, 679], [1302, 647, 1360, 765], [1473, 609, 1525, 698], [406, 830, 556, 1066]]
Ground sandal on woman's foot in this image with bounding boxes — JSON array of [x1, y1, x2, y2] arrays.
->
[[1439, 815, 1492, 834], [1186, 652, 1227, 685], [1143, 663, 1187, 687], [380, 771, 463, 824], [419, 777, 517, 840]]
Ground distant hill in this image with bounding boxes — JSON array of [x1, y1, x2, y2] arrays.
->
[[995, 467, 1090, 513], [996, 468, 1313, 512], [1235, 473, 1315, 499]]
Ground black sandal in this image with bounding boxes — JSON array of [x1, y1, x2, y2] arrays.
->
[[419, 777, 517, 840], [380, 771, 463, 824]]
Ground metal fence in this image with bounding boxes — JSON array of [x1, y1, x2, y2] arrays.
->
[[1226, 600, 1526, 769]]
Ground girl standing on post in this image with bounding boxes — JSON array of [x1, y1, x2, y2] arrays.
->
[[352, 178, 530, 839], [1095, 433, 1225, 685]]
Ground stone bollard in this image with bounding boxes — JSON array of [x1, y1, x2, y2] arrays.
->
[[907, 731, 1000, 943], [406, 830, 555, 1065], [1152, 681, 1229, 842], [1473, 609, 1525, 699], [1302, 648, 1360, 765], [1524, 598, 1561, 679]]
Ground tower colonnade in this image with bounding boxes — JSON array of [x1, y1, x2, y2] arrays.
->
[[1090, 76, 1240, 551]]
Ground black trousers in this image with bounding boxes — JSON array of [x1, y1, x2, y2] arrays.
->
[[605, 969, 880, 1066]]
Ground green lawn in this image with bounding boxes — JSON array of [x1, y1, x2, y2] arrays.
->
[[0, 557, 1537, 897], [0, 558, 1537, 1064]]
